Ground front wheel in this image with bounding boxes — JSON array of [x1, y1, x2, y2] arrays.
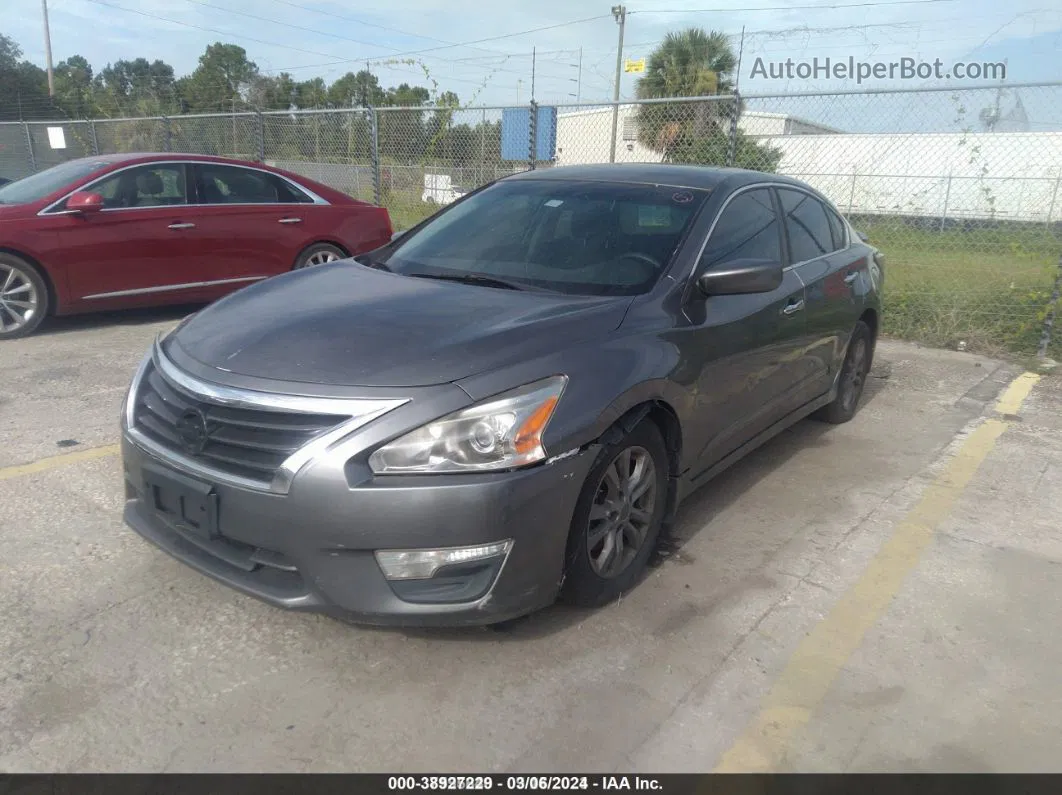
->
[[559, 420, 669, 608], [293, 243, 347, 270], [0, 254, 49, 340], [813, 320, 872, 424]]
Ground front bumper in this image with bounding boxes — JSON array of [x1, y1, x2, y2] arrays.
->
[[121, 432, 597, 627]]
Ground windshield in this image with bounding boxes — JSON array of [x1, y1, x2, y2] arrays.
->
[[0, 159, 111, 205], [382, 178, 710, 296]]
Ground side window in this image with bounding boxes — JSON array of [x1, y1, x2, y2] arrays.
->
[[85, 164, 187, 209], [825, 206, 848, 250], [196, 164, 313, 205], [779, 188, 835, 263], [700, 188, 782, 270]]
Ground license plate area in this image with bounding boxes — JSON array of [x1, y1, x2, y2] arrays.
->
[[143, 464, 219, 541]]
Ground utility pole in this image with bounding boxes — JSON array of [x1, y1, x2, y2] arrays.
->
[[577, 47, 583, 103], [41, 0, 55, 96], [609, 5, 627, 163], [531, 47, 536, 102]]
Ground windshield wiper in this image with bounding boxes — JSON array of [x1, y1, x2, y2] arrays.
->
[[353, 254, 390, 271], [406, 272, 526, 291]]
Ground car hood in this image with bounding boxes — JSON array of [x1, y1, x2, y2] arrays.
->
[[170, 263, 633, 388]]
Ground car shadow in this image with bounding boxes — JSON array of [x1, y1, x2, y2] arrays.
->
[[35, 303, 206, 337], [393, 363, 892, 642]]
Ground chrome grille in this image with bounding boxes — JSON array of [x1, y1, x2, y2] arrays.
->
[[133, 361, 349, 484]]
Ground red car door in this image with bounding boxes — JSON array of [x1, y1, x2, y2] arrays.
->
[[189, 162, 319, 278], [44, 162, 219, 304]]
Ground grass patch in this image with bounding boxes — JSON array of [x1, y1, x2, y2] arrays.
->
[[861, 220, 1062, 356]]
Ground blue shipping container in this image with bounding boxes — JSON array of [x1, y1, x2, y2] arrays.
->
[[500, 106, 557, 162]]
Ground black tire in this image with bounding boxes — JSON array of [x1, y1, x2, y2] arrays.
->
[[559, 419, 669, 608], [813, 320, 873, 425], [0, 253, 49, 340], [293, 242, 347, 270]]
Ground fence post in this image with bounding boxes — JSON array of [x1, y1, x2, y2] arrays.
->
[[847, 169, 858, 215], [369, 106, 381, 206], [254, 111, 265, 163], [1037, 253, 1062, 360], [479, 108, 487, 186], [161, 116, 171, 152], [23, 122, 37, 173], [528, 100, 537, 171], [939, 173, 952, 233], [89, 120, 99, 156], [1046, 171, 1061, 227], [726, 92, 740, 168]]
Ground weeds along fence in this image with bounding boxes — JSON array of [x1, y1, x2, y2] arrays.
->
[[1, 81, 1061, 358]]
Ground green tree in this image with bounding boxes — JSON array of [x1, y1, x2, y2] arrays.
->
[[93, 57, 176, 115], [0, 33, 53, 120], [53, 55, 94, 117], [386, 83, 429, 107], [179, 43, 259, 112], [634, 27, 780, 171], [328, 70, 385, 108]]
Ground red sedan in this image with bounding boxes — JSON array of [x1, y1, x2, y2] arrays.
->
[[0, 153, 394, 338]]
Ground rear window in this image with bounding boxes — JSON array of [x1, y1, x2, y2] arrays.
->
[[382, 179, 710, 296]]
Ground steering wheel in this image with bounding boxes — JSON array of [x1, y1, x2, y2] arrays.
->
[[618, 252, 662, 270]]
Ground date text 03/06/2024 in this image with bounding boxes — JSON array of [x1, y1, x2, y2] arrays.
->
[[387, 776, 664, 791]]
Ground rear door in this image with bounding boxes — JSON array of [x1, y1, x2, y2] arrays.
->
[[681, 186, 811, 480], [777, 187, 867, 398], [190, 162, 318, 279]]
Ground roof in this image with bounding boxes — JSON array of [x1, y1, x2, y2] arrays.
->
[[62, 152, 266, 167], [506, 162, 811, 191]]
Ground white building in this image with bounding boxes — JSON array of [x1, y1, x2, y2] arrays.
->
[[554, 104, 838, 167], [553, 104, 1062, 223]]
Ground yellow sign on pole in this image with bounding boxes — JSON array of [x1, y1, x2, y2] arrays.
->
[[624, 58, 645, 73]]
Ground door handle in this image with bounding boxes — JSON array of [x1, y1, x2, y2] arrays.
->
[[278, 217, 302, 224], [844, 271, 859, 284], [168, 222, 195, 230], [782, 299, 805, 316]]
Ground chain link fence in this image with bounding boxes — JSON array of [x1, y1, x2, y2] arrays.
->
[[2, 82, 1060, 357]]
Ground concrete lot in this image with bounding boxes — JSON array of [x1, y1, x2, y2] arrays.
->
[[1, 307, 1060, 773]]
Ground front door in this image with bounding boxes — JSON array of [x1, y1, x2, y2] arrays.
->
[[48, 163, 212, 304], [678, 187, 810, 482]]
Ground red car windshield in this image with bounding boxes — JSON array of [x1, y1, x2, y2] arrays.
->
[[0, 159, 111, 205]]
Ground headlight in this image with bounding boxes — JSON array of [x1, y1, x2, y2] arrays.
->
[[368, 375, 567, 474]]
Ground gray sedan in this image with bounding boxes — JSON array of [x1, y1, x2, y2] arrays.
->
[[120, 163, 884, 627]]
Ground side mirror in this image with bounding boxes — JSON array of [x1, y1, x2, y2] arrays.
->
[[696, 258, 784, 297], [68, 191, 104, 214]]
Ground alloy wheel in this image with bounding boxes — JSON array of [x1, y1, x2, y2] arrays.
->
[[299, 250, 341, 269], [0, 263, 39, 334], [841, 338, 868, 412], [586, 446, 658, 579]]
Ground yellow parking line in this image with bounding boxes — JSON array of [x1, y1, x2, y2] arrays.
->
[[995, 371, 1041, 415], [0, 444, 120, 482], [713, 370, 1041, 773]]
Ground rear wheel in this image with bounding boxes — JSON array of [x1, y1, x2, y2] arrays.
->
[[813, 320, 872, 424], [293, 243, 347, 270], [560, 420, 669, 608], [0, 254, 49, 340]]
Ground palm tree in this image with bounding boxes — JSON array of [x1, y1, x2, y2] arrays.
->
[[634, 27, 780, 171]]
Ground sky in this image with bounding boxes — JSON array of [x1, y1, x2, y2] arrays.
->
[[5, 0, 1062, 129]]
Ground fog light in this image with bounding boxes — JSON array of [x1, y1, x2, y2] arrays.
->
[[374, 540, 512, 580]]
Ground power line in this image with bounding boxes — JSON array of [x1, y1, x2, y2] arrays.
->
[[634, 0, 959, 12]]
